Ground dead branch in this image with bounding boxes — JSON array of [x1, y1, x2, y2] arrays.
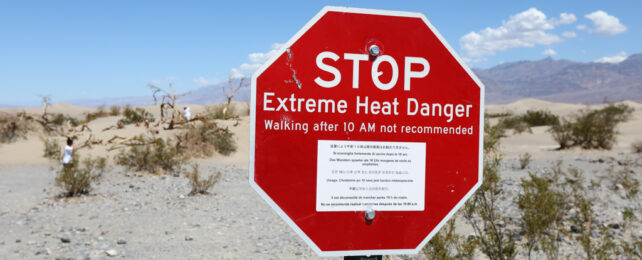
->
[[107, 136, 145, 151], [149, 83, 189, 130], [222, 76, 246, 119]]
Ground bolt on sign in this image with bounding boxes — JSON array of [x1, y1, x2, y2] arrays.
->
[[249, 6, 484, 257]]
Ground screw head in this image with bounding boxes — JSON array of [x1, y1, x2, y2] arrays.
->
[[365, 209, 376, 220], [369, 45, 380, 57]]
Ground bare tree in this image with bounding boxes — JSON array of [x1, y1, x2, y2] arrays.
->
[[222, 75, 246, 119], [149, 83, 188, 129]]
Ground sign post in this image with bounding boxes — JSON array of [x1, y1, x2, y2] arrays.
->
[[249, 6, 484, 257]]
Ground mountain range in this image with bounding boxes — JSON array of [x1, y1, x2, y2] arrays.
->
[[61, 53, 642, 107]]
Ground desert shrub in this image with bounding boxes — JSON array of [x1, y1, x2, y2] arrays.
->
[[632, 140, 642, 153], [422, 217, 476, 260], [485, 111, 513, 118], [55, 155, 106, 197], [517, 172, 568, 259], [498, 116, 531, 134], [187, 164, 221, 195], [484, 120, 505, 152], [83, 105, 109, 123], [0, 112, 32, 143], [520, 110, 559, 127], [464, 155, 517, 260], [549, 103, 633, 150], [42, 138, 61, 160], [549, 120, 574, 149], [176, 119, 237, 157], [605, 165, 639, 199], [518, 153, 532, 169], [119, 106, 155, 125], [49, 113, 79, 126], [109, 105, 121, 116], [114, 135, 185, 174], [205, 104, 237, 120]]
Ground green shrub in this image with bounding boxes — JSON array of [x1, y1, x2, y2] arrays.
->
[[49, 113, 79, 126], [42, 138, 61, 160], [176, 119, 237, 157], [119, 106, 155, 125], [188, 164, 221, 195], [114, 135, 185, 174], [498, 116, 531, 134], [422, 217, 476, 260], [520, 110, 559, 126], [549, 103, 633, 150], [605, 165, 639, 199], [485, 111, 513, 118], [517, 173, 568, 259], [55, 155, 106, 197]]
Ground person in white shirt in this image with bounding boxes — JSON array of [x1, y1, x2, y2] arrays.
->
[[62, 137, 75, 169], [182, 106, 191, 121]]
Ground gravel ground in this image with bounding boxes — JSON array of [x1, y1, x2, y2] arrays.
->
[[0, 156, 640, 259]]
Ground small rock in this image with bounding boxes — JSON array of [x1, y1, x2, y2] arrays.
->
[[105, 249, 118, 257], [570, 225, 581, 233], [15, 239, 21, 243], [165, 231, 173, 235], [117, 239, 126, 245], [27, 240, 36, 245], [61, 237, 71, 243], [178, 195, 185, 199], [185, 236, 193, 241], [608, 223, 621, 229], [495, 220, 506, 228]]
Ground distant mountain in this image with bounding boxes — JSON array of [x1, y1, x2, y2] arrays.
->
[[475, 54, 642, 104], [64, 78, 251, 107], [59, 54, 642, 107]]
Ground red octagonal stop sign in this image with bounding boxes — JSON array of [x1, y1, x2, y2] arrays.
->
[[250, 6, 484, 256]]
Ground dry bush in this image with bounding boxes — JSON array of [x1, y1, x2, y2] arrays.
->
[[114, 135, 185, 174], [205, 104, 237, 120], [632, 140, 642, 153], [176, 119, 237, 157], [187, 164, 221, 195], [109, 105, 121, 116], [55, 155, 106, 197], [422, 217, 476, 260], [49, 113, 79, 126], [83, 105, 110, 123], [605, 165, 640, 199], [0, 112, 33, 143], [42, 138, 61, 160], [119, 106, 155, 125], [518, 153, 532, 169], [549, 103, 633, 150]]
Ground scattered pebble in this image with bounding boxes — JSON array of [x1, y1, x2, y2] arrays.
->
[[117, 239, 127, 245], [105, 249, 118, 257], [61, 237, 71, 243], [185, 236, 193, 241]]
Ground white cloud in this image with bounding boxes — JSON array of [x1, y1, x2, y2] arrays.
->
[[231, 43, 284, 78], [594, 51, 628, 63], [562, 31, 577, 38], [193, 77, 221, 87], [460, 8, 576, 59], [585, 10, 627, 35], [543, 49, 557, 56], [576, 24, 587, 30]]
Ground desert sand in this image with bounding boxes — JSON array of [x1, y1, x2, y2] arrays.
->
[[0, 99, 640, 259]]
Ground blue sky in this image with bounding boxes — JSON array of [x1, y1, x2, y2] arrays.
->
[[1, 0, 640, 106]]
